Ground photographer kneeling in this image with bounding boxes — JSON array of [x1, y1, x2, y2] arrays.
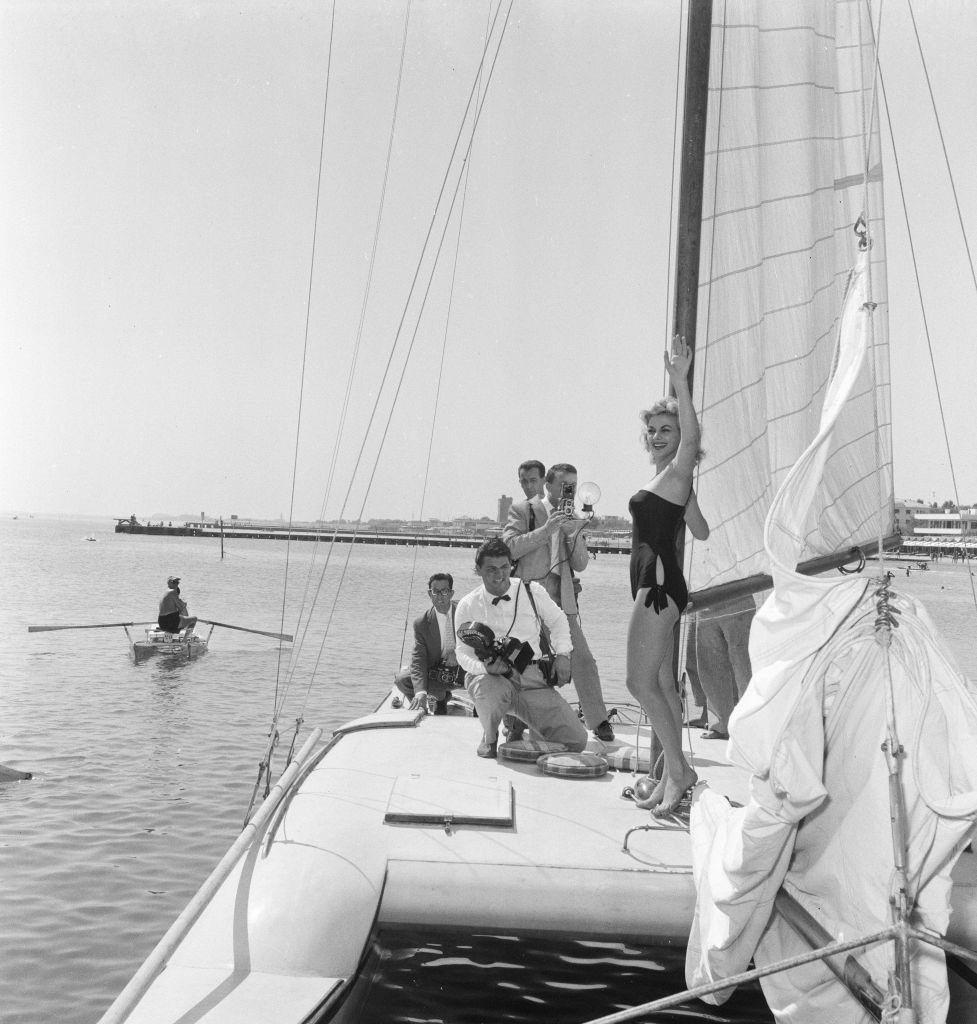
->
[[455, 538, 588, 759]]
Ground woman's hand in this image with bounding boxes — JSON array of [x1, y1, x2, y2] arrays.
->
[[664, 334, 692, 383]]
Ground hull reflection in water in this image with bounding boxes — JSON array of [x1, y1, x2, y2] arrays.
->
[[336, 929, 774, 1024]]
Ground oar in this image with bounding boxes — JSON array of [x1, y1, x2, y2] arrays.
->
[[197, 619, 293, 642], [28, 621, 156, 632]]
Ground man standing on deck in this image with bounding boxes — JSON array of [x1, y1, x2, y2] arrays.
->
[[158, 576, 197, 634], [455, 538, 587, 758], [503, 463, 614, 741], [393, 572, 464, 714]]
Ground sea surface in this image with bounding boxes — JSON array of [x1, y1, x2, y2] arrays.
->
[[2, 516, 976, 1024]]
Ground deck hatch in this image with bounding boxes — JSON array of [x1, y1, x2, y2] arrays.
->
[[384, 775, 514, 827]]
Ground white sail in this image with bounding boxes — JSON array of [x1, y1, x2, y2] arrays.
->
[[684, 4, 977, 1020], [688, 0, 892, 591]]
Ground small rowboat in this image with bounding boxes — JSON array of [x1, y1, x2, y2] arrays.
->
[[125, 625, 214, 665]]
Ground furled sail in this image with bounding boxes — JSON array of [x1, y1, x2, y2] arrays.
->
[[687, 0, 892, 592]]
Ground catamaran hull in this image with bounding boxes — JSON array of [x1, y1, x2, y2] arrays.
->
[[99, 695, 977, 1024]]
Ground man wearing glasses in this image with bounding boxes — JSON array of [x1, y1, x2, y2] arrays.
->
[[455, 538, 588, 758], [393, 572, 464, 714]]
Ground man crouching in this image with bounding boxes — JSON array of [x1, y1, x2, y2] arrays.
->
[[455, 537, 588, 759]]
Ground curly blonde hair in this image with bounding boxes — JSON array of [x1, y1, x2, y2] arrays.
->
[[638, 400, 704, 461]]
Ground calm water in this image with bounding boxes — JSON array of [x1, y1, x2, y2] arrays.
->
[[2, 517, 975, 1024]]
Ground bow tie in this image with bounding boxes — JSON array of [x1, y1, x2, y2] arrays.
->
[[491, 594, 511, 605]]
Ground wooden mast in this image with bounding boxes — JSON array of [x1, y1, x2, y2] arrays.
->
[[667, 0, 713, 731]]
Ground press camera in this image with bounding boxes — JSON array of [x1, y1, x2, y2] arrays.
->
[[456, 621, 534, 674], [557, 481, 574, 515]]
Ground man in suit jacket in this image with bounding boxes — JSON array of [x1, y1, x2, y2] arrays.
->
[[394, 572, 464, 714], [502, 463, 614, 741]]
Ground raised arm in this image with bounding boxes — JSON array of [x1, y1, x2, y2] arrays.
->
[[665, 335, 701, 478]]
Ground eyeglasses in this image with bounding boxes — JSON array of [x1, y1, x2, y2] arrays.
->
[[429, 588, 454, 596]]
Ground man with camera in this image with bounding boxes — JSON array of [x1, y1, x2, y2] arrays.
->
[[393, 572, 464, 714], [454, 538, 588, 758], [502, 463, 614, 742]]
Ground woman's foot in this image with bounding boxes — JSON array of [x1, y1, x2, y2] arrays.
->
[[652, 766, 698, 817]]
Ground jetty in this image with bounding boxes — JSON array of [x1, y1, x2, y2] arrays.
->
[[113, 517, 632, 555]]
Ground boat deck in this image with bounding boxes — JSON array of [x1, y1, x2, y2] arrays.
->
[[117, 693, 977, 1024]]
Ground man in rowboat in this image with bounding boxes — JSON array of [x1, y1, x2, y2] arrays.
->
[[455, 538, 587, 759], [157, 576, 197, 634]]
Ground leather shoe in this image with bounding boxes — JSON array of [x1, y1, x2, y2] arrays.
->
[[594, 720, 615, 742], [476, 740, 498, 759], [504, 716, 526, 742]]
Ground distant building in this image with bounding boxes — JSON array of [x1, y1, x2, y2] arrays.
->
[[902, 505, 977, 553], [894, 500, 929, 536], [497, 494, 513, 524]]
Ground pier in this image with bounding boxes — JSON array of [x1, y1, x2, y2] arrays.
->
[[114, 518, 632, 555]]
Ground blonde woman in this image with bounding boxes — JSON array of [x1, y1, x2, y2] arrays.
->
[[627, 337, 709, 814]]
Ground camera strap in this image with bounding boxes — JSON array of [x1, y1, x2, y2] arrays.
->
[[501, 583, 520, 641], [521, 581, 553, 658]]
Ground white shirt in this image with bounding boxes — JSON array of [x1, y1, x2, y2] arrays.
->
[[454, 579, 572, 677], [435, 608, 454, 655]]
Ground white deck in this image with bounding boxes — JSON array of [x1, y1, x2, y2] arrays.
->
[[115, 695, 977, 1024]]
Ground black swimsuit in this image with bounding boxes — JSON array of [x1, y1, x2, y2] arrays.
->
[[628, 489, 689, 614]]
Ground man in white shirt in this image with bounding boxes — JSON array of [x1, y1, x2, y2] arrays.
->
[[394, 572, 463, 714], [455, 538, 588, 758]]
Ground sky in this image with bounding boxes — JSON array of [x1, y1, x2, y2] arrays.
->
[[2, 0, 975, 524]]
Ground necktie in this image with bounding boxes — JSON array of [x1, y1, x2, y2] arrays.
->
[[443, 610, 455, 655], [492, 594, 511, 605]]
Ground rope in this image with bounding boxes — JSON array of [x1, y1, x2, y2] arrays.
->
[[285, 0, 417, 704], [283, 0, 515, 720], [398, 0, 493, 669], [877, 67, 977, 614]]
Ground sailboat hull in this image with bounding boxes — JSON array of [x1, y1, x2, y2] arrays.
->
[[101, 694, 977, 1023]]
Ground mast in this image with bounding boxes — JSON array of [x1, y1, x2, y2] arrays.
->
[[668, 0, 712, 708], [670, 0, 713, 364]]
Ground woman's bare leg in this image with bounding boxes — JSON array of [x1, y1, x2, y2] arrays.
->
[[626, 593, 697, 813]]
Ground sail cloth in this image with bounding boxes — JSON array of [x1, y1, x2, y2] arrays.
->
[[686, 0, 893, 594], [685, 243, 977, 1021], [683, 9, 977, 1017]]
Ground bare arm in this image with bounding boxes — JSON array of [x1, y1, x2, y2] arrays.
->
[[665, 335, 701, 479], [685, 489, 710, 541]]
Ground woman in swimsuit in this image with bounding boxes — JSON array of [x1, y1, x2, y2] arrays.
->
[[627, 336, 709, 815]]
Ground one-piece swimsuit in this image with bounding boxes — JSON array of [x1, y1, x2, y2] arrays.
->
[[628, 489, 689, 613]]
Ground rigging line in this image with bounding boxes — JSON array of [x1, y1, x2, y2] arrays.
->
[[287, 0, 515, 716], [274, 0, 507, 714], [855, 0, 890, 569], [398, 2, 491, 667], [280, 0, 416, 692], [272, 0, 338, 718], [905, 0, 977, 593], [300, 1, 515, 709], [906, 0, 977, 301], [878, 67, 977, 612]]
